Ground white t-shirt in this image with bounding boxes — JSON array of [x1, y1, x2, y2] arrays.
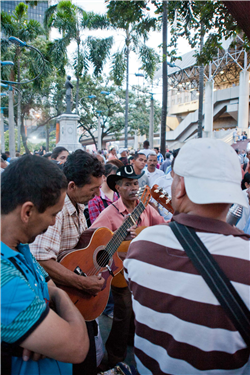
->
[[145, 168, 164, 187]]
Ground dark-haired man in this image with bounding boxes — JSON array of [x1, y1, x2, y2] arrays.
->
[[1, 155, 89, 375], [131, 152, 149, 188], [30, 149, 105, 374]]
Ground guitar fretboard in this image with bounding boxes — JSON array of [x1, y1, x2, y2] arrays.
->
[[105, 201, 145, 256]]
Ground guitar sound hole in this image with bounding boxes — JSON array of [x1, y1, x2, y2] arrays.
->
[[97, 250, 110, 267]]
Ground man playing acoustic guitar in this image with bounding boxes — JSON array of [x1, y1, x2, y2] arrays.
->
[[91, 165, 165, 368], [30, 150, 105, 375]]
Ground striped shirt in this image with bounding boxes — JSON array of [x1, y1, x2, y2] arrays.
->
[[30, 194, 87, 261], [124, 213, 250, 375]]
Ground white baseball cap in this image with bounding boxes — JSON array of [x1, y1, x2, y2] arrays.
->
[[119, 148, 128, 154], [173, 138, 248, 207]]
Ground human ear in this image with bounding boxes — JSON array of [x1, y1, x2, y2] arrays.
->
[[20, 202, 35, 224], [67, 181, 75, 192], [175, 176, 186, 199]]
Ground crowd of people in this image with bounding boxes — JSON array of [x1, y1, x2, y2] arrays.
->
[[1, 137, 250, 375]]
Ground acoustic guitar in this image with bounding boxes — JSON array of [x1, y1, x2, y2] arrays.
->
[[112, 185, 174, 288], [57, 186, 151, 321]]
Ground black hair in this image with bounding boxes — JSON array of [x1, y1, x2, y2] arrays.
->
[[104, 163, 118, 177], [134, 152, 146, 160], [154, 147, 159, 151], [143, 140, 149, 147], [43, 152, 52, 159], [241, 172, 250, 190], [171, 148, 180, 170], [165, 152, 171, 159], [51, 146, 69, 160], [147, 153, 157, 159], [63, 149, 105, 187], [1, 153, 7, 161], [1, 155, 68, 215]]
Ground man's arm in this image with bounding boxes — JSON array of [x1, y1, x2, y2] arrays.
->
[[20, 287, 89, 363], [39, 259, 104, 295]]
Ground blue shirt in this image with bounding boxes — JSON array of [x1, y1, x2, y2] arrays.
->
[[1, 242, 72, 375]]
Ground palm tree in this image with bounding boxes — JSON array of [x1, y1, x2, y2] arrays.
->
[[1, 2, 44, 153], [44, 1, 113, 114], [107, 0, 160, 147]]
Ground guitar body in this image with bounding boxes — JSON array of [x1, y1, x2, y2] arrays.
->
[[58, 227, 123, 321]]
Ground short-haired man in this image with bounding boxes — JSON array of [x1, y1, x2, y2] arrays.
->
[[1, 155, 89, 375], [131, 152, 150, 187], [30, 150, 105, 375], [125, 139, 250, 375], [91, 165, 165, 367], [139, 140, 154, 158], [145, 153, 164, 187]]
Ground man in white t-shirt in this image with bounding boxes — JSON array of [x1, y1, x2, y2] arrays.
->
[[139, 140, 155, 158], [145, 153, 164, 187]]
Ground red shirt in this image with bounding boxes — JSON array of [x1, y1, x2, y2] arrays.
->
[[88, 189, 119, 224]]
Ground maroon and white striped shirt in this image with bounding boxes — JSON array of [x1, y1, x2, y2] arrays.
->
[[124, 213, 250, 375]]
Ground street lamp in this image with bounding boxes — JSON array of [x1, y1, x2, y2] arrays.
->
[[0, 90, 9, 153]]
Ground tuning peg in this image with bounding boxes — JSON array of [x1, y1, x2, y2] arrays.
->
[[165, 199, 170, 204], [159, 194, 165, 198], [154, 189, 159, 193]]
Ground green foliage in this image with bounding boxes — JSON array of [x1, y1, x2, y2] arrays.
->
[[153, 0, 249, 65], [87, 36, 113, 76], [110, 51, 126, 86], [139, 45, 160, 80], [77, 75, 161, 146], [82, 12, 110, 30], [4, 128, 33, 154], [106, 0, 160, 85]]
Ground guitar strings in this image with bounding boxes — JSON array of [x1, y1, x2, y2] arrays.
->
[[85, 201, 146, 276]]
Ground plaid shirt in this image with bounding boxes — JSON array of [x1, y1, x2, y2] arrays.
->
[[30, 195, 87, 261], [88, 189, 119, 225]]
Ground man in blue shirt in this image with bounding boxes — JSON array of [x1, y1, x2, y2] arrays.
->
[[1, 155, 89, 375]]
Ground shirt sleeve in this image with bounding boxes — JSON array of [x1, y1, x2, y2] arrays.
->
[[1, 259, 49, 344], [30, 212, 63, 261], [88, 197, 102, 225]]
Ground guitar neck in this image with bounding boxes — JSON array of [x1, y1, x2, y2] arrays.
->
[[106, 201, 145, 257]]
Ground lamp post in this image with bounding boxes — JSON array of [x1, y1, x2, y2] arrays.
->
[[1, 61, 16, 157], [0, 92, 8, 153], [96, 110, 102, 151]]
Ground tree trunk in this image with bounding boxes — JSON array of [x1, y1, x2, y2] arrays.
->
[[161, 0, 168, 156], [124, 28, 130, 148], [21, 115, 30, 154], [46, 124, 49, 151], [75, 38, 80, 115]]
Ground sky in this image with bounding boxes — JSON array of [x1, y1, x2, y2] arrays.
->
[[51, 0, 191, 103]]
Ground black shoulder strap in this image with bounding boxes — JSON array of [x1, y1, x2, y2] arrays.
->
[[169, 221, 250, 347], [101, 197, 109, 209]]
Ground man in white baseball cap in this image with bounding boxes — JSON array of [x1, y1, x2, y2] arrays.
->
[[124, 138, 250, 375]]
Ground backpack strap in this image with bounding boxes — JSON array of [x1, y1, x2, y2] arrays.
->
[[169, 221, 250, 347]]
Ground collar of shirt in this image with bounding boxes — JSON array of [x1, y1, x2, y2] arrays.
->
[[173, 212, 250, 237], [100, 189, 118, 203], [113, 197, 138, 216], [65, 194, 85, 216]]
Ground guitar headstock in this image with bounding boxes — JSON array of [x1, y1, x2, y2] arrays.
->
[[137, 185, 151, 208], [151, 184, 174, 214]]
